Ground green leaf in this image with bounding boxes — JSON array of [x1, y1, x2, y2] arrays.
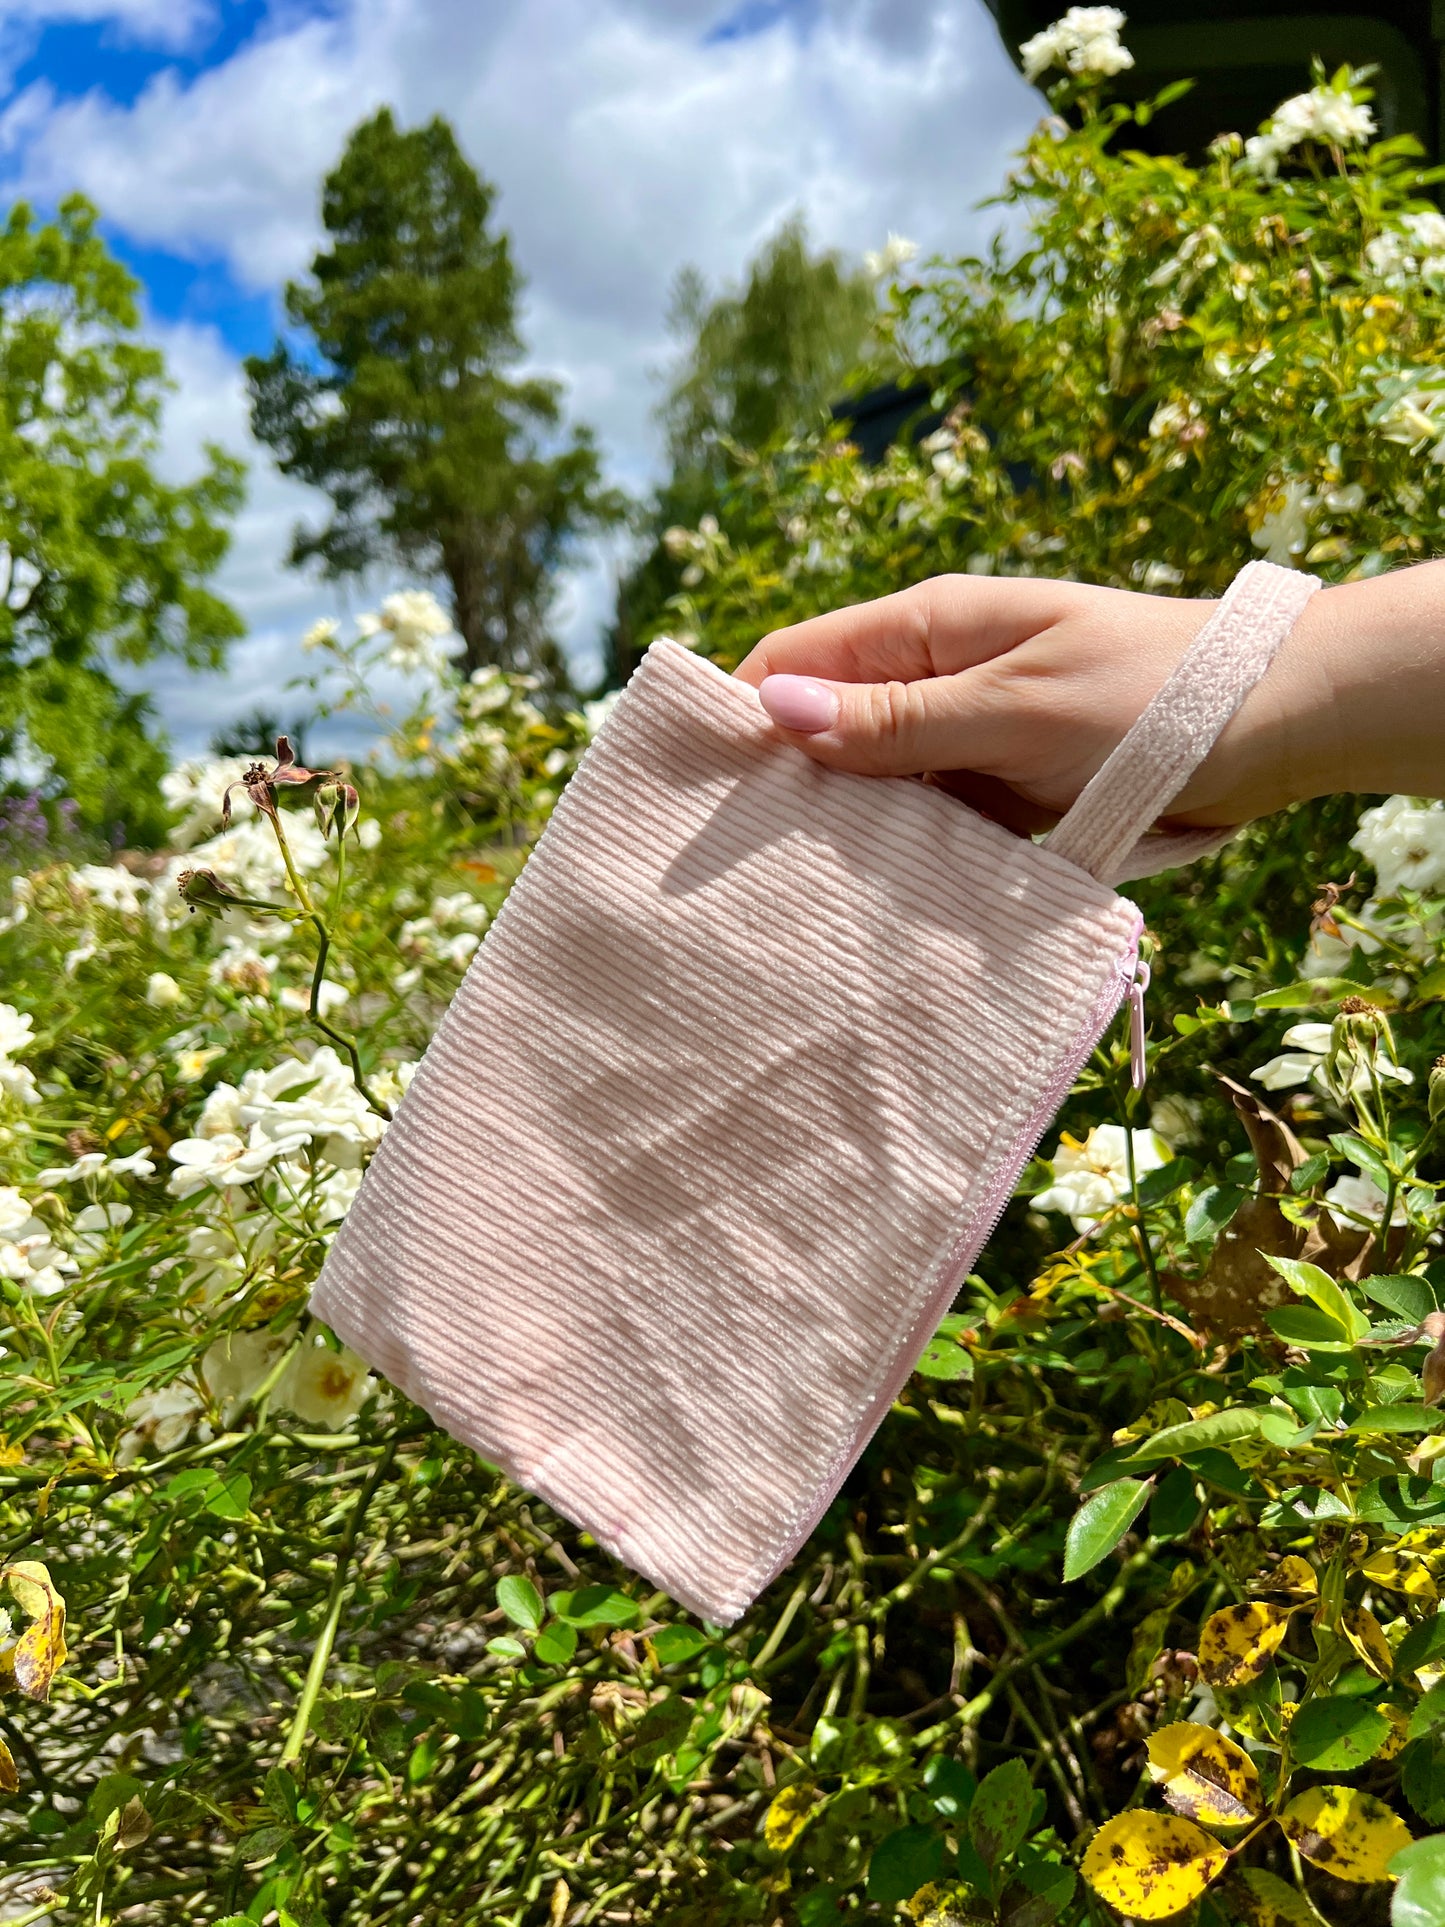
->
[[1124, 1409, 1262, 1465], [1408, 1682, 1445, 1739], [495, 1575, 544, 1631], [1362, 1274, 1438, 1323], [1289, 1153, 1330, 1194], [914, 1330, 975, 1380], [1357, 1478, 1445, 1530], [1264, 1305, 1358, 1352], [204, 1470, 252, 1521], [1149, 1467, 1200, 1541], [1184, 1184, 1245, 1246], [1136, 1158, 1198, 1207], [1350, 1404, 1443, 1435], [1264, 1254, 1370, 1341], [1403, 1734, 1445, 1826], [1260, 1485, 1355, 1529], [1330, 1133, 1393, 1194], [264, 1766, 300, 1823], [864, 1823, 945, 1905], [1390, 1834, 1445, 1927], [923, 1755, 976, 1820], [1254, 979, 1381, 1009], [651, 1624, 710, 1666], [546, 1585, 640, 1628], [533, 1619, 578, 1666], [1288, 1696, 1390, 1770], [1063, 1478, 1151, 1582], [485, 1635, 527, 1660], [1397, 1613, 1445, 1677], [970, 1757, 1034, 1870]]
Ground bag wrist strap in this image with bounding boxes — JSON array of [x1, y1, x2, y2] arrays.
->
[[1042, 558, 1323, 886]]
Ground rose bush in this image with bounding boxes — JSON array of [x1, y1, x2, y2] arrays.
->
[[5, 19, 1445, 1926]]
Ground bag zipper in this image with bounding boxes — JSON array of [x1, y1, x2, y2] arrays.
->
[[749, 916, 1146, 1599]]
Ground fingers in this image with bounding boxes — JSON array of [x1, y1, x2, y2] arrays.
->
[[731, 573, 1082, 689], [755, 664, 1000, 778]]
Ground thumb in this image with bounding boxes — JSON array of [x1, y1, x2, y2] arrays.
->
[[756, 668, 990, 778]]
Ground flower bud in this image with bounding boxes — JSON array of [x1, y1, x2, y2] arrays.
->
[[315, 778, 361, 842], [177, 868, 245, 917], [177, 869, 290, 920], [1430, 1055, 1445, 1124]]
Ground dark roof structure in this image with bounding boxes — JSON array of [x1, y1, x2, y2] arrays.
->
[[981, 1, 1443, 162]]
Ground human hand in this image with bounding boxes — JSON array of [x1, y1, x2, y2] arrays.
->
[[731, 571, 1353, 838]]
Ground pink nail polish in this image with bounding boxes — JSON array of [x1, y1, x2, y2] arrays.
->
[[758, 674, 839, 733]]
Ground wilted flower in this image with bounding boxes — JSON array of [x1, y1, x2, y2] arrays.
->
[[178, 868, 274, 919]]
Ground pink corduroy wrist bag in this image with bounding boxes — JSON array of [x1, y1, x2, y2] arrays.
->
[[311, 557, 1320, 1627]]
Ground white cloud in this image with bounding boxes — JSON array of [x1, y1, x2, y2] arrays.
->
[[0, 0, 212, 39], [2, 0, 1043, 751]]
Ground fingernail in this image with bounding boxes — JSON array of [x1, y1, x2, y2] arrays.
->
[[758, 674, 839, 733]]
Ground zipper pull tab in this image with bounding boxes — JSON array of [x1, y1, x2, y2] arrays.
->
[[1128, 960, 1151, 1093]]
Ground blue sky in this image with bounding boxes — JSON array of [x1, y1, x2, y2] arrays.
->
[[0, 0, 1042, 755]]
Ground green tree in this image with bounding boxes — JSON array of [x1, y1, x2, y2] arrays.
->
[[607, 214, 879, 684], [245, 108, 620, 695], [0, 195, 244, 841]]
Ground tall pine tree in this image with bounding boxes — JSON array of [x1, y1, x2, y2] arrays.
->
[[246, 110, 619, 693]]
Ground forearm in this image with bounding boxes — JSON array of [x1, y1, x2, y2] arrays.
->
[[1278, 559, 1445, 804]]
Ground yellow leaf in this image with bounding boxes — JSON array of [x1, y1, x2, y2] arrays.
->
[[763, 1783, 818, 1853], [0, 1734, 16, 1793], [1, 1560, 67, 1702], [1280, 1785, 1413, 1884], [1256, 1557, 1317, 1599], [1146, 1721, 1263, 1826], [1342, 1606, 1394, 1680], [1199, 1601, 1293, 1688], [1111, 1399, 1190, 1446], [1228, 1865, 1324, 1925], [1378, 1704, 1411, 1762], [1083, 1812, 1227, 1919], [1357, 1550, 1438, 1601], [900, 1882, 988, 1926]]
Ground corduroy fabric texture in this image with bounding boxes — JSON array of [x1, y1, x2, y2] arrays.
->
[[311, 639, 1142, 1625], [311, 556, 1322, 1626]]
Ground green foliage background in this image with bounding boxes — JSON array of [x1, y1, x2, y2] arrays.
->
[[5, 43, 1445, 1927]]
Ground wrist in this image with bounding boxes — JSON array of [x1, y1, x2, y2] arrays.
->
[[1286, 560, 1445, 802]]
